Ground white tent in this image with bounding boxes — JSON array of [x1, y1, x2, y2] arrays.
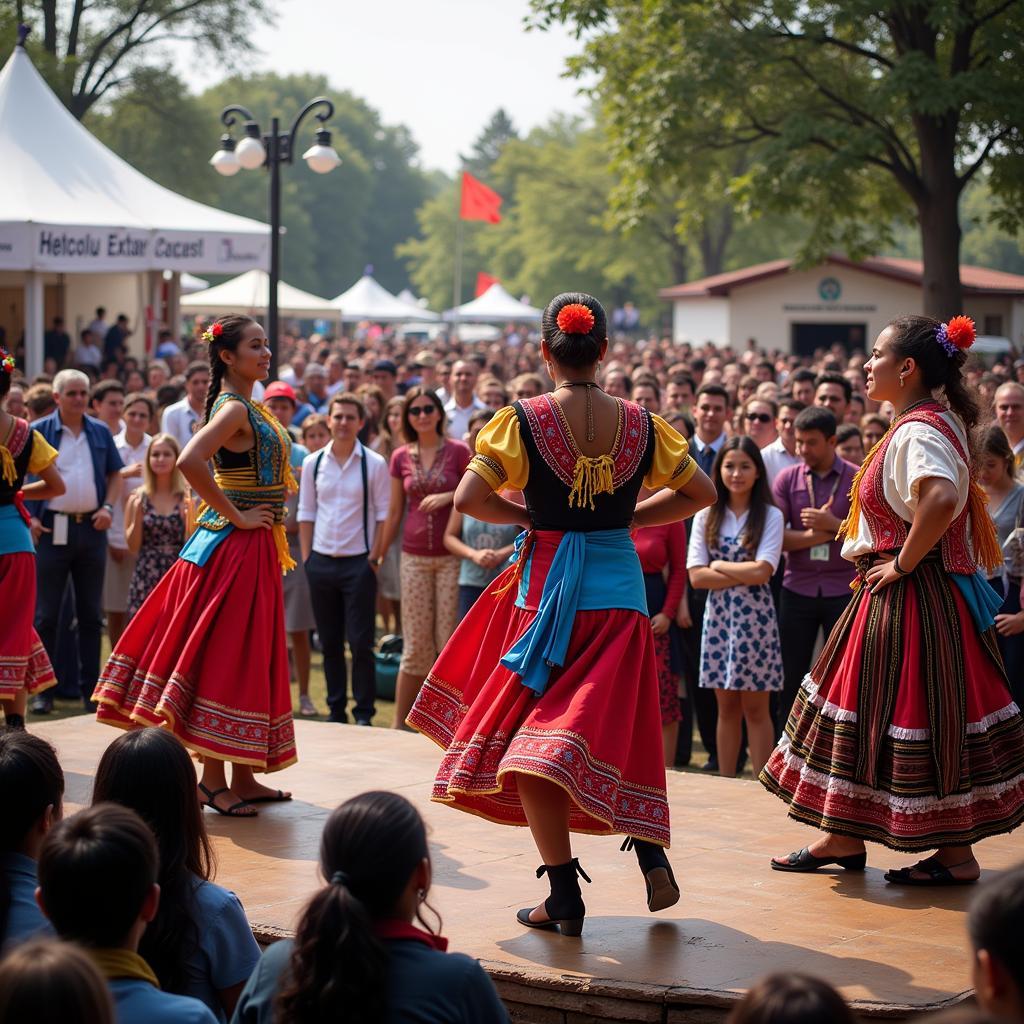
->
[[180, 270, 339, 320], [443, 282, 542, 323], [0, 42, 270, 374], [332, 274, 438, 322], [397, 287, 430, 309], [174, 272, 210, 294]]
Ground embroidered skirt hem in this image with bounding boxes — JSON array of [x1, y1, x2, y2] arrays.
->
[[0, 552, 56, 700]]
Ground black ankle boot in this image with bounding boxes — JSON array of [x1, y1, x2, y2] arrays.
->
[[516, 858, 591, 936], [621, 837, 680, 912], [4, 713, 25, 732]]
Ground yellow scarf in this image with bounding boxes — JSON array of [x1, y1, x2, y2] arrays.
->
[[88, 947, 160, 988]]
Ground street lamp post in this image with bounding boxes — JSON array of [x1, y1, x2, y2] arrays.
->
[[210, 98, 340, 380]]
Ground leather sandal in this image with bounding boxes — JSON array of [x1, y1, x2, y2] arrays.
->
[[516, 858, 591, 936], [198, 783, 257, 817], [621, 837, 681, 912], [884, 857, 978, 886], [240, 789, 292, 804], [771, 847, 866, 873]]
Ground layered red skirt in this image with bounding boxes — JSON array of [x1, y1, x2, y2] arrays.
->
[[761, 557, 1024, 851], [93, 529, 296, 772], [407, 550, 671, 845], [0, 552, 55, 701]]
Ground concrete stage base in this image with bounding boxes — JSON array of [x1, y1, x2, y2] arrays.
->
[[37, 716, 1014, 1023]]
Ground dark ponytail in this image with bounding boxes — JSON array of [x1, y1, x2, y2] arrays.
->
[[0, 732, 64, 939], [887, 315, 981, 433], [541, 292, 607, 369], [275, 792, 436, 1024], [202, 315, 258, 423]]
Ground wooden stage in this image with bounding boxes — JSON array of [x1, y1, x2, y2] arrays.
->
[[37, 715, 1013, 1023]]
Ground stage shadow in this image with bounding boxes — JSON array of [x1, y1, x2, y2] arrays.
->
[[494, 917, 957, 1008], [828, 866, 1001, 912]]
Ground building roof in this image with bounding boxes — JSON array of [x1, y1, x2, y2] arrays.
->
[[659, 255, 1024, 299]]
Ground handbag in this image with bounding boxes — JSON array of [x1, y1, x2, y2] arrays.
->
[[1001, 494, 1024, 579], [373, 634, 403, 701]]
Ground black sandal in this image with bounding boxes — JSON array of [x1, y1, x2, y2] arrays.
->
[[771, 847, 867, 873], [198, 783, 257, 817], [241, 789, 292, 804], [884, 856, 978, 887]]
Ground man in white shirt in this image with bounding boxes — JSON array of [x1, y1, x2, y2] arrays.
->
[[995, 382, 1024, 475], [87, 306, 109, 344], [443, 360, 486, 441], [160, 361, 209, 448], [298, 393, 390, 726], [760, 398, 806, 486]]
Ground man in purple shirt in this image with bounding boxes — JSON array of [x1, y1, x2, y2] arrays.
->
[[772, 406, 857, 732]]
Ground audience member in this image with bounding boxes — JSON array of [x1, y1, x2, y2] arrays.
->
[[371, 359, 399, 401], [231, 791, 508, 1024], [161, 361, 210, 448], [299, 413, 330, 453], [725, 973, 856, 1024], [43, 316, 71, 369], [813, 371, 852, 421], [995, 382, 1024, 474], [443, 360, 486, 439], [743, 397, 778, 450], [968, 863, 1024, 1023], [760, 399, 805, 486], [789, 369, 817, 406], [835, 422, 864, 465], [74, 329, 103, 371], [860, 412, 888, 451], [104, 314, 132, 364]]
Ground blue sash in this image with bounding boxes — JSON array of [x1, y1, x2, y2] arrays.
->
[[952, 570, 1004, 633], [501, 528, 648, 697]]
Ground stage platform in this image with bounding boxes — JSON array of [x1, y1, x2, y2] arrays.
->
[[36, 715, 1013, 1023]]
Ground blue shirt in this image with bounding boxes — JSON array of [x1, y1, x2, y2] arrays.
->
[[24, 410, 123, 518], [458, 515, 521, 588], [109, 977, 218, 1024], [1, 852, 54, 950], [184, 878, 262, 1022], [231, 935, 508, 1024]]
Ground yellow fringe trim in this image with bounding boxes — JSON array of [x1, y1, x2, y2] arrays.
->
[[567, 454, 615, 510], [0, 445, 14, 487], [273, 523, 296, 574]]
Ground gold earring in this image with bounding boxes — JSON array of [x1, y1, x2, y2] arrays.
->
[[899, 375, 905, 388]]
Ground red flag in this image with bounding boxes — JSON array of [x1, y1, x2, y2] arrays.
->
[[460, 172, 502, 223], [475, 272, 499, 297]]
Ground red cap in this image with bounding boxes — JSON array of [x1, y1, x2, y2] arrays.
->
[[264, 381, 297, 405]]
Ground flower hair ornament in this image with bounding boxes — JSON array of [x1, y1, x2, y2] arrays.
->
[[935, 315, 975, 357], [0, 349, 14, 375], [556, 303, 595, 335], [200, 322, 224, 344]]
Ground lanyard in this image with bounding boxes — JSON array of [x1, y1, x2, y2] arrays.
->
[[804, 464, 842, 507]]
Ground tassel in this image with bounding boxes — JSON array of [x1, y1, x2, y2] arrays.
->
[[492, 530, 534, 597], [0, 445, 15, 487], [283, 459, 299, 495], [837, 434, 885, 542], [273, 523, 297, 574], [969, 482, 1003, 573], [567, 454, 615, 510]]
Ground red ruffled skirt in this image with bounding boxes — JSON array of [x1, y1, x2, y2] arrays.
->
[[761, 555, 1024, 851], [93, 529, 296, 772], [0, 552, 55, 701], [407, 544, 671, 846]]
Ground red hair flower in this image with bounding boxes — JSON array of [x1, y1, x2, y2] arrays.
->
[[200, 321, 224, 344], [935, 315, 975, 356], [556, 303, 595, 335]]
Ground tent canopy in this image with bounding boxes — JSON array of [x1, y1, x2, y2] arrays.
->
[[180, 270, 338, 319], [443, 282, 542, 322], [332, 274, 438, 322], [0, 44, 269, 274]]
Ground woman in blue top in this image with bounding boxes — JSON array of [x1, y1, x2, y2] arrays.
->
[[93, 728, 261, 1021], [0, 731, 63, 950], [231, 791, 508, 1024]]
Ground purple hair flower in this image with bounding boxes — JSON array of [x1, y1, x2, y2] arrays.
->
[[935, 323, 958, 357]]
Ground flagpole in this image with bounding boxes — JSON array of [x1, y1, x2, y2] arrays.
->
[[452, 171, 463, 342]]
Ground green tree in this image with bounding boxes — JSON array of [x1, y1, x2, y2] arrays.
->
[[5, 0, 272, 119], [461, 108, 519, 180], [531, 0, 1024, 317]]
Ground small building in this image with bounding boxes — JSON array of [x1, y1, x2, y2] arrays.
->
[[659, 255, 1024, 355]]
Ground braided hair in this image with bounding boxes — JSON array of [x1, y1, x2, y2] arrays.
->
[[886, 315, 981, 433], [541, 292, 607, 368], [202, 315, 258, 423]]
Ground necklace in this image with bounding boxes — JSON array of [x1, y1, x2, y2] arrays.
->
[[892, 396, 935, 421], [555, 380, 603, 443]]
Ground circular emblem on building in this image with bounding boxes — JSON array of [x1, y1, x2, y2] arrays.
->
[[819, 277, 841, 302]]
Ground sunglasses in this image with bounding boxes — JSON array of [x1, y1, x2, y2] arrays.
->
[[408, 404, 437, 417], [745, 412, 773, 424]]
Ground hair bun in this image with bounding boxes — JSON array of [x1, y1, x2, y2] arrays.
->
[[556, 303, 596, 336]]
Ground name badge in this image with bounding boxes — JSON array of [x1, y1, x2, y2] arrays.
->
[[809, 543, 830, 562], [52, 513, 69, 546]]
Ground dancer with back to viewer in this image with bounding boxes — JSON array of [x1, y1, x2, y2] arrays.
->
[[94, 316, 297, 817], [762, 315, 1024, 883], [407, 293, 716, 935]]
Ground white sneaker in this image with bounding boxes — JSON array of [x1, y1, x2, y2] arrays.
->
[[298, 695, 318, 717]]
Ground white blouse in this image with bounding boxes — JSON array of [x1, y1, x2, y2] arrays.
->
[[841, 410, 971, 560], [687, 504, 784, 570]]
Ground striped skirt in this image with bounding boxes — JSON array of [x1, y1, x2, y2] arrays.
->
[[760, 551, 1024, 851]]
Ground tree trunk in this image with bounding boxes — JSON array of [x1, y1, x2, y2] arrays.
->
[[41, 0, 57, 54], [699, 205, 733, 278]]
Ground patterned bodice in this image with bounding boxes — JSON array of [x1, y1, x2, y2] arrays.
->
[[513, 395, 654, 531], [0, 417, 32, 505]]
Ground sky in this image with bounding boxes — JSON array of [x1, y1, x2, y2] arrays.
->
[[180, 0, 591, 174]]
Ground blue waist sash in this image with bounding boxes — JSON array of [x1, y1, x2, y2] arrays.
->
[[952, 570, 1003, 633], [501, 528, 648, 697], [179, 524, 232, 567], [0, 504, 33, 556]]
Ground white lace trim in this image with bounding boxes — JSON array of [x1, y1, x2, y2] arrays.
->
[[966, 702, 1021, 734], [773, 736, 1024, 816], [888, 725, 929, 740], [800, 675, 856, 723]]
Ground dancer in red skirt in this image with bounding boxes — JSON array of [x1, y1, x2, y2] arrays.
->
[[763, 315, 1024, 884], [94, 316, 297, 816], [407, 293, 716, 934], [0, 348, 64, 730]]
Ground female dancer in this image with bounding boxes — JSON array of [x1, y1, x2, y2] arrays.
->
[[0, 350, 64, 729], [763, 315, 1024, 883], [407, 293, 716, 934], [94, 316, 297, 817]]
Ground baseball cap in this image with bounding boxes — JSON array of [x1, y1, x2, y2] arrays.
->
[[414, 350, 437, 368], [372, 359, 398, 375], [264, 381, 297, 405]]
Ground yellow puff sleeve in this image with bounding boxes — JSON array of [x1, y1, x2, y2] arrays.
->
[[644, 414, 698, 492], [467, 405, 529, 492], [27, 430, 58, 475]]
